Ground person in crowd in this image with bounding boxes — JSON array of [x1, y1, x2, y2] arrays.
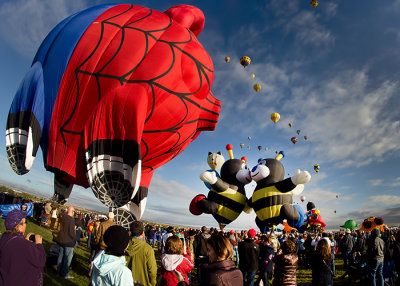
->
[[238, 228, 260, 286], [50, 205, 58, 230], [146, 225, 156, 248], [87, 220, 94, 249], [90, 220, 101, 262], [257, 236, 275, 286], [161, 226, 174, 254], [95, 212, 116, 250], [198, 233, 243, 286], [311, 238, 334, 286], [365, 228, 385, 286], [126, 221, 157, 286], [340, 228, 354, 275], [0, 209, 46, 285], [193, 225, 211, 281], [159, 235, 193, 286], [273, 239, 298, 286], [91, 225, 134, 286], [56, 205, 76, 279]]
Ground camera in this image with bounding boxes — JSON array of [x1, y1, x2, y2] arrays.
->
[[29, 234, 36, 242]]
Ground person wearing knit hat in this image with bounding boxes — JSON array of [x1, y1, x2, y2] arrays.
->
[[238, 228, 260, 286], [91, 225, 134, 285], [0, 209, 46, 285]]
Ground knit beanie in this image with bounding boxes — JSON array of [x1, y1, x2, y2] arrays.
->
[[104, 225, 130, 256]]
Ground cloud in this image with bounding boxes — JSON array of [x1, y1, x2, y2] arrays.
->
[[368, 177, 400, 188], [369, 195, 400, 206], [369, 179, 383, 187], [0, 0, 87, 57]]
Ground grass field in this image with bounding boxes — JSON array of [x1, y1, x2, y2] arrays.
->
[[0, 215, 357, 286]]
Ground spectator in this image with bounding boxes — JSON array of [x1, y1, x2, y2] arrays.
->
[[257, 236, 275, 286], [90, 220, 101, 262], [146, 225, 155, 248], [200, 233, 243, 286], [95, 212, 116, 250], [159, 235, 193, 286], [126, 221, 157, 286], [273, 239, 298, 286], [311, 239, 334, 286], [91, 225, 133, 286], [340, 228, 354, 274], [193, 226, 211, 281], [0, 209, 46, 285], [56, 206, 76, 279], [87, 220, 94, 249], [238, 228, 260, 286], [365, 228, 385, 286], [161, 226, 174, 254], [50, 205, 58, 230]]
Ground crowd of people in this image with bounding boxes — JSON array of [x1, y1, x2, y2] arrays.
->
[[0, 195, 399, 285]]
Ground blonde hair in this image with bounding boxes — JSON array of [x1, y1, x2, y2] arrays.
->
[[207, 234, 233, 261]]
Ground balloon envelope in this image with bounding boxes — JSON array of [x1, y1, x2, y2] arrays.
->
[[225, 57, 230, 62], [291, 137, 298, 144], [296, 129, 301, 135], [288, 122, 292, 127], [240, 143, 245, 148], [250, 74, 255, 79], [240, 56, 251, 67], [253, 84, 261, 92], [270, 113, 280, 123], [300, 195, 305, 202]]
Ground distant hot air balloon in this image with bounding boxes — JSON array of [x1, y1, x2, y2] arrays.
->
[[336, 195, 339, 199], [265, 147, 268, 151], [300, 195, 306, 202], [304, 135, 308, 140], [270, 112, 280, 123], [291, 137, 298, 144], [240, 56, 251, 68], [310, 0, 318, 7], [258, 146, 262, 151], [288, 122, 292, 127], [296, 129, 301, 135], [240, 143, 245, 149], [334, 210, 337, 214], [248, 136, 251, 140], [253, 84, 261, 92], [275, 151, 278, 154], [247, 146, 250, 150], [250, 74, 255, 79], [225, 56, 230, 63], [314, 164, 320, 173]]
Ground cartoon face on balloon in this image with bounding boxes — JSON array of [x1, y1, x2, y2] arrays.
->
[[6, 4, 220, 228]]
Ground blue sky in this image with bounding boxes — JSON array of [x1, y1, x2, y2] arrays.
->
[[0, 0, 399, 230]]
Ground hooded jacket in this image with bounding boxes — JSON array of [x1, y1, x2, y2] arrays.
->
[[238, 238, 260, 272], [272, 253, 298, 286], [200, 259, 243, 286], [91, 250, 134, 286], [159, 253, 193, 286], [365, 229, 385, 263]]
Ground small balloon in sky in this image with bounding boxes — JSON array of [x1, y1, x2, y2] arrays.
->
[[291, 137, 298, 144], [240, 143, 244, 148], [300, 195, 306, 202], [253, 84, 261, 92], [247, 146, 250, 150], [240, 56, 251, 68], [258, 146, 262, 151], [288, 122, 292, 127], [248, 136, 251, 140], [270, 112, 280, 123], [225, 56, 230, 62], [296, 129, 301, 135], [250, 74, 255, 79], [314, 164, 320, 173], [304, 135, 308, 140], [310, 0, 318, 7]]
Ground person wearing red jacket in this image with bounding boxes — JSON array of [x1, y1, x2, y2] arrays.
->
[[159, 235, 193, 286]]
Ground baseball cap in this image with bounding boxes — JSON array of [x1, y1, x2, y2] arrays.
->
[[5, 209, 26, 230]]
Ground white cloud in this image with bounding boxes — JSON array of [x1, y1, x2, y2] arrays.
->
[[369, 179, 383, 187], [369, 195, 400, 206], [0, 0, 87, 57]]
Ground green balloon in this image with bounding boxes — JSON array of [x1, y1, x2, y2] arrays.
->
[[340, 220, 359, 230]]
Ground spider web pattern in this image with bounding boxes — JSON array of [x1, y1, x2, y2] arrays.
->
[[58, 4, 220, 175]]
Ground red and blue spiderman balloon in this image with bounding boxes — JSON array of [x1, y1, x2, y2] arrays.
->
[[6, 4, 220, 228]]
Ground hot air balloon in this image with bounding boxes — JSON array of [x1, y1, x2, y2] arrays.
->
[[291, 137, 298, 144], [225, 57, 230, 63], [247, 146, 251, 150], [304, 136, 308, 140], [288, 122, 292, 127], [240, 143, 245, 149], [300, 195, 306, 202], [253, 84, 261, 92], [296, 130, 301, 135], [248, 136, 251, 140], [334, 210, 337, 214], [310, 0, 318, 7], [258, 146, 262, 151], [250, 74, 255, 79], [270, 112, 280, 123], [5, 4, 221, 228], [314, 164, 320, 173], [265, 147, 268, 151], [336, 195, 339, 199], [240, 56, 251, 68]]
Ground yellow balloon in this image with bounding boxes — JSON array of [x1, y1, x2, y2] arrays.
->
[[288, 122, 292, 127], [253, 84, 261, 92], [225, 57, 230, 63], [270, 112, 280, 123], [310, 0, 318, 7], [250, 74, 255, 79], [240, 56, 251, 68]]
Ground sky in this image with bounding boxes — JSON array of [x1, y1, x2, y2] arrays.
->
[[0, 0, 399, 231]]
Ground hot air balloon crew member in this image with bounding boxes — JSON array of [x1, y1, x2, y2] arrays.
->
[[0, 209, 46, 286], [200, 233, 243, 286], [310, 239, 334, 286], [257, 236, 275, 286], [91, 225, 134, 286], [189, 144, 252, 230], [339, 228, 355, 277], [193, 226, 211, 282], [364, 229, 385, 286], [126, 221, 157, 286], [273, 239, 298, 286], [56, 206, 76, 279], [238, 228, 259, 286]]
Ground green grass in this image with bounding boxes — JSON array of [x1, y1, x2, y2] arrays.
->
[[1, 216, 356, 286]]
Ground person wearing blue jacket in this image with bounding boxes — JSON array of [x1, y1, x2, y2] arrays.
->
[[91, 225, 134, 286]]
